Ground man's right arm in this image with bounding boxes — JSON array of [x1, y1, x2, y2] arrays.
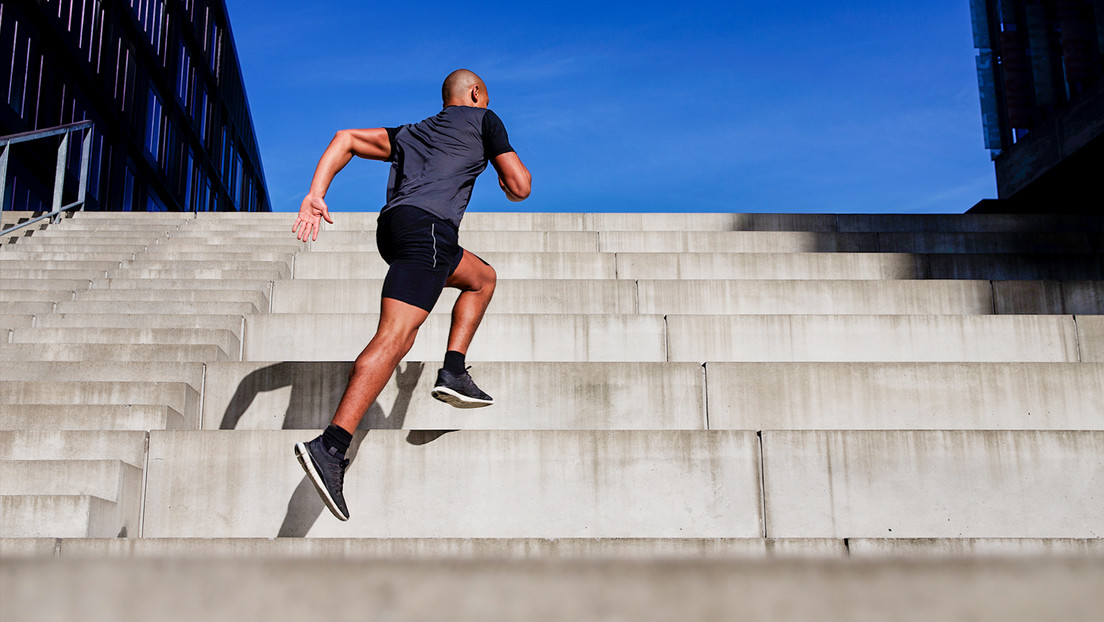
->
[[294, 128, 393, 242], [492, 151, 531, 202]]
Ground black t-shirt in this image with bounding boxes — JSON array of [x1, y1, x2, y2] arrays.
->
[[383, 106, 514, 227]]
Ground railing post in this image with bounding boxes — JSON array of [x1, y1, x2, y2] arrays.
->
[[0, 142, 9, 212], [52, 132, 71, 223], [77, 127, 92, 212]]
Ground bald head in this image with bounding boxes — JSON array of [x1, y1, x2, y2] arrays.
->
[[442, 69, 488, 108]]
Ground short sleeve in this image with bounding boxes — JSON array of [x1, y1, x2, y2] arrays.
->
[[384, 127, 401, 162], [481, 110, 514, 159]]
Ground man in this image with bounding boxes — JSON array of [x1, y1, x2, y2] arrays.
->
[[291, 69, 532, 521]]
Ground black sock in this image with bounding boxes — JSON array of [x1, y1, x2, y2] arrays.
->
[[321, 424, 352, 456], [443, 350, 466, 373]]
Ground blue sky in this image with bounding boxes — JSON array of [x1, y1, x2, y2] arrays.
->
[[223, 0, 996, 214]]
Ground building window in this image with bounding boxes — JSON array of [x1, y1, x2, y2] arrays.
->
[[176, 41, 191, 103], [146, 86, 162, 159]]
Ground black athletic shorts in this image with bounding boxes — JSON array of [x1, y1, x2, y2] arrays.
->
[[376, 205, 464, 312]]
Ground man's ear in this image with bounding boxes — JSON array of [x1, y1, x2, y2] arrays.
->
[[470, 84, 481, 104]]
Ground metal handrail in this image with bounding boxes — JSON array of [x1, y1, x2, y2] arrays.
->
[[0, 120, 95, 237]]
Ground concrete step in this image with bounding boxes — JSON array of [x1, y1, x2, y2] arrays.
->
[[313, 231, 601, 253], [34, 313, 244, 338], [11, 536, 1100, 560], [0, 404, 186, 431], [32, 227, 174, 237], [272, 279, 636, 314], [597, 231, 1104, 254], [0, 259, 120, 271], [19, 232, 170, 243], [0, 301, 55, 315], [244, 313, 666, 362], [705, 362, 1104, 430], [0, 268, 114, 279], [0, 314, 34, 330], [834, 213, 1104, 233], [0, 459, 141, 500], [3, 557, 1102, 622], [762, 430, 1104, 538], [666, 314, 1082, 362], [118, 259, 292, 278], [0, 289, 78, 303], [10, 327, 240, 359], [24, 536, 847, 559], [0, 250, 143, 261], [141, 429, 762, 538], [616, 252, 1104, 281], [0, 430, 148, 465], [0, 361, 204, 388], [1, 237, 163, 249], [292, 251, 616, 280], [0, 381, 199, 428], [201, 361, 704, 431], [0, 278, 93, 290], [134, 250, 296, 262], [993, 281, 1104, 314], [104, 267, 287, 281], [0, 495, 127, 538], [0, 343, 231, 362], [52, 299, 258, 315], [847, 538, 1104, 557], [73, 288, 270, 310], [89, 277, 273, 293], [152, 241, 304, 255], [1080, 316, 1104, 361]]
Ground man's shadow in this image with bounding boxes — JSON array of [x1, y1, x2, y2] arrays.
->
[[218, 361, 454, 536]]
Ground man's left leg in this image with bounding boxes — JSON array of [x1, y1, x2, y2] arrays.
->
[[432, 249, 497, 407]]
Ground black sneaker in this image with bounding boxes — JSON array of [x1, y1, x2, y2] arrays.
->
[[294, 436, 350, 521], [431, 367, 494, 408]]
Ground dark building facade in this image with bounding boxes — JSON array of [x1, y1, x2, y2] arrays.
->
[[969, 0, 1104, 211], [1, 0, 270, 212]]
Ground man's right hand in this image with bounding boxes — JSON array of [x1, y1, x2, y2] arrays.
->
[[293, 194, 334, 242]]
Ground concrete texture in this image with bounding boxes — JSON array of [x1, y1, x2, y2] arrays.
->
[[761, 430, 1104, 538], [73, 288, 269, 310], [244, 313, 666, 362], [142, 430, 762, 538], [0, 343, 230, 362], [598, 231, 1104, 253], [312, 230, 600, 253], [291, 251, 616, 280], [34, 312, 244, 337], [0, 430, 148, 466], [618, 253, 1104, 281], [3, 557, 1102, 622], [993, 281, 1104, 314], [0, 381, 199, 428], [9, 327, 240, 359], [705, 363, 1104, 430], [666, 314, 1080, 362], [50, 537, 846, 560], [0, 404, 186, 431], [636, 279, 994, 314], [271, 279, 636, 314], [52, 299, 258, 315], [1079, 316, 1104, 361], [927, 253, 1104, 280], [0, 361, 204, 388], [201, 361, 705, 430], [835, 213, 1104, 233], [616, 252, 929, 280], [848, 538, 1104, 557], [0, 495, 124, 538]]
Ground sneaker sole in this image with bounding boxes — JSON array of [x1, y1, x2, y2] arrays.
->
[[293, 442, 350, 521], [431, 386, 494, 408]]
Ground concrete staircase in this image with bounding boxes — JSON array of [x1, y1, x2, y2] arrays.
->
[[1, 210, 1102, 617]]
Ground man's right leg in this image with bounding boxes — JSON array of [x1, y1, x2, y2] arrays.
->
[[295, 297, 429, 521]]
